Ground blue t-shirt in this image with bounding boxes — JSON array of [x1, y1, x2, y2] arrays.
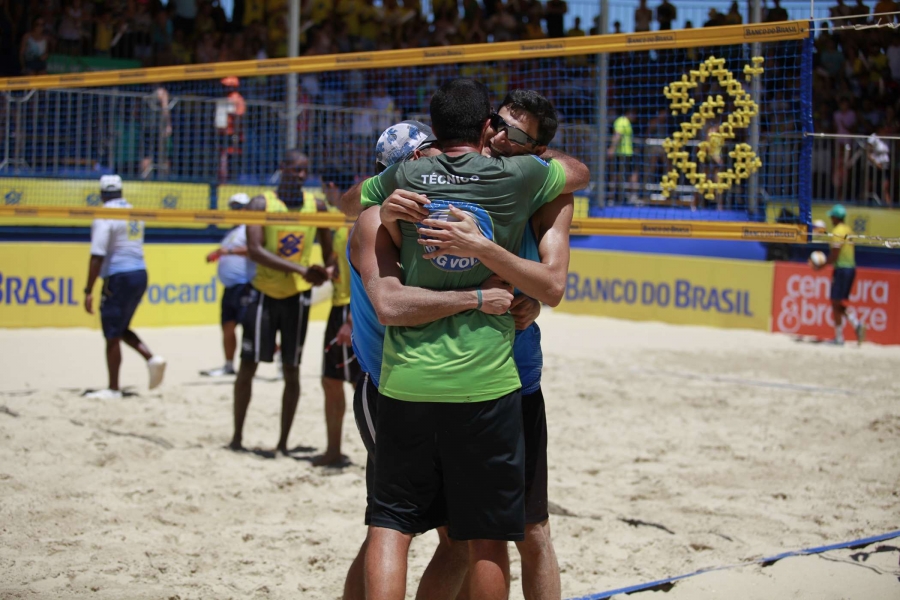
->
[[347, 232, 386, 388], [513, 221, 543, 395]]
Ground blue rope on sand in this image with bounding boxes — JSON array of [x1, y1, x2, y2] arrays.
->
[[568, 529, 900, 600]]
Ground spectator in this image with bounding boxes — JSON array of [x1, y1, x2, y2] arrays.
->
[[831, 0, 853, 30], [725, 1, 742, 25], [216, 77, 245, 182], [613, 20, 622, 33], [873, 0, 898, 20], [608, 107, 638, 204], [20, 17, 49, 75], [887, 34, 900, 80], [568, 16, 585, 37], [172, 0, 197, 36], [705, 8, 724, 27], [866, 133, 892, 206], [94, 10, 115, 56], [656, 0, 676, 30], [140, 86, 172, 179], [544, 0, 566, 38], [834, 97, 858, 144], [765, 0, 789, 22], [850, 0, 870, 25], [58, 0, 86, 55], [635, 0, 652, 32]]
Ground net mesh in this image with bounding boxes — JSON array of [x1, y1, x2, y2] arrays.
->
[[0, 22, 813, 239]]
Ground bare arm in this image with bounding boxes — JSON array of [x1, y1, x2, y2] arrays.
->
[[338, 180, 365, 217], [84, 255, 104, 314], [417, 193, 574, 306], [245, 196, 328, 285], [352, 208, 511, 326], [541, 149, 590, 194]]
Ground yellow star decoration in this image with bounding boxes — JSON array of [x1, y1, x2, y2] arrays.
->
[[660, 56, 765, 201]]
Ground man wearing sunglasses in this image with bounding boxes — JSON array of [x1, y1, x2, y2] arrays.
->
[[341, 79, 589, 600], [416, 88, 574, 600]]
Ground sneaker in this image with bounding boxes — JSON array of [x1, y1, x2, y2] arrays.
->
[[856, 323, 866, 346], [148, 356, 167, 390], [85, 389, 123, 400], [200, 365, 236, 377]]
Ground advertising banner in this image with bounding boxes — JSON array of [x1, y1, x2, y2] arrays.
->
[[558, 250, 774, 331], [0, 242, 330, 328], [771, 262, 900, 345]]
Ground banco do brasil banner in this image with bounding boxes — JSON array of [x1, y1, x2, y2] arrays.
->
[[557, 250, 774, 331]]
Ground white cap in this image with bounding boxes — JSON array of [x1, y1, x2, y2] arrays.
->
[[100, 174, 123, 192], [812, 219, 826, 231], [229, 192, 251, 207]]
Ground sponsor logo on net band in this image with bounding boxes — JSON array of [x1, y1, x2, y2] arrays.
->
[[626, 33, 676, 45], [743, 24, 800, 38], [641, 223, 692, 236]]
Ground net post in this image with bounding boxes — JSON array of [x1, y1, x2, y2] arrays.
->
[[748, 0, 762, 218], [286, 0, 300, 151], [799, 22, 815, 240], [595, 0, 610, 209]]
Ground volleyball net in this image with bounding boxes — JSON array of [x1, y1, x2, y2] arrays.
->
[[0, 22, 814, 242]]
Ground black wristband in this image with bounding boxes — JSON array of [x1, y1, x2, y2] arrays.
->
[[84, 287, 92, 294]]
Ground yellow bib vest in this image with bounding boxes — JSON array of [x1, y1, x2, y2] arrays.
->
[[327, 204, 351, 307], [251, 190, 319, 299]]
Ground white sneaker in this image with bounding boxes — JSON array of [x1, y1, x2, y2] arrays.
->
[[148, 356, 167, 390], [85, 389, 123, 400], [200, 365, 235, 377]]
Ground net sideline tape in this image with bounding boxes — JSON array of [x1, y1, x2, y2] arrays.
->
[[567, 529, 900, 600], [0, 22, 810, 91], [0, 206, 808, 242]]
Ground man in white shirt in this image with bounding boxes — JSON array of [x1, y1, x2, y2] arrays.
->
[[84, 175, 166, 399], [201, 193, 256, 376]]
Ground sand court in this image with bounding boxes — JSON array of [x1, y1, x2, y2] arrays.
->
[[1, 312, 898, 599]]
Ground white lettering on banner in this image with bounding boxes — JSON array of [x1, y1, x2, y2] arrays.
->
[[777, 273, 890, 333], [565, 274, 755, 316], [420, 173, 481, 185]]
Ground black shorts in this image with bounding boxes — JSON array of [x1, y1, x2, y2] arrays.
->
[[100, 270, 148, 340], [522, 388, 549, 524], [221, 283, 252, 325], [322, 304, 361, 383], [353, 373, 379, 525], [240, 288, 311, 366], [831, 267, 856, 302], [370, 390, 525, 541]]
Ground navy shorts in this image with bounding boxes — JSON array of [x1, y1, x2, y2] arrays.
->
[[100, 270, 148, 340], [831, 267, 856, 302], [221, 283, 252, 325]]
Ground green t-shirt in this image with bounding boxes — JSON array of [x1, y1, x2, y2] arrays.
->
[[360, 152, 566, 402]]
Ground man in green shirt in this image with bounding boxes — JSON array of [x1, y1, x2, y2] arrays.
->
[[346, 78, 589, 600], [608, 108, 637, 204]]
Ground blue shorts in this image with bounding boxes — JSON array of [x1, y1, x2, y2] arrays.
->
[[221, 283, 252, 325], [100, 270, 148, 340], [831, 267, 856, 302]]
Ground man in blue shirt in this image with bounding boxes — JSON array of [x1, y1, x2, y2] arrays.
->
[[83, 175, 166, 399], [201, 193, 257, 376]]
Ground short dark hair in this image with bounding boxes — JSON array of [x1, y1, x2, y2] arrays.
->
[[499, 89, 559, 146], [283, 148, 308, 166], [430, 78, 492, 146]]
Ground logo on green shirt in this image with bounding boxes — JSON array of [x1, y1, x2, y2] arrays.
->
[[418, 200, 494, 272]]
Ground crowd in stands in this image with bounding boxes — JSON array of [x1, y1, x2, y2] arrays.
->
[[1, 0, 898, 202]]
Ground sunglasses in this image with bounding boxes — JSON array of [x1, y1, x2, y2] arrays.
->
[[490, 112, 539, 147]]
